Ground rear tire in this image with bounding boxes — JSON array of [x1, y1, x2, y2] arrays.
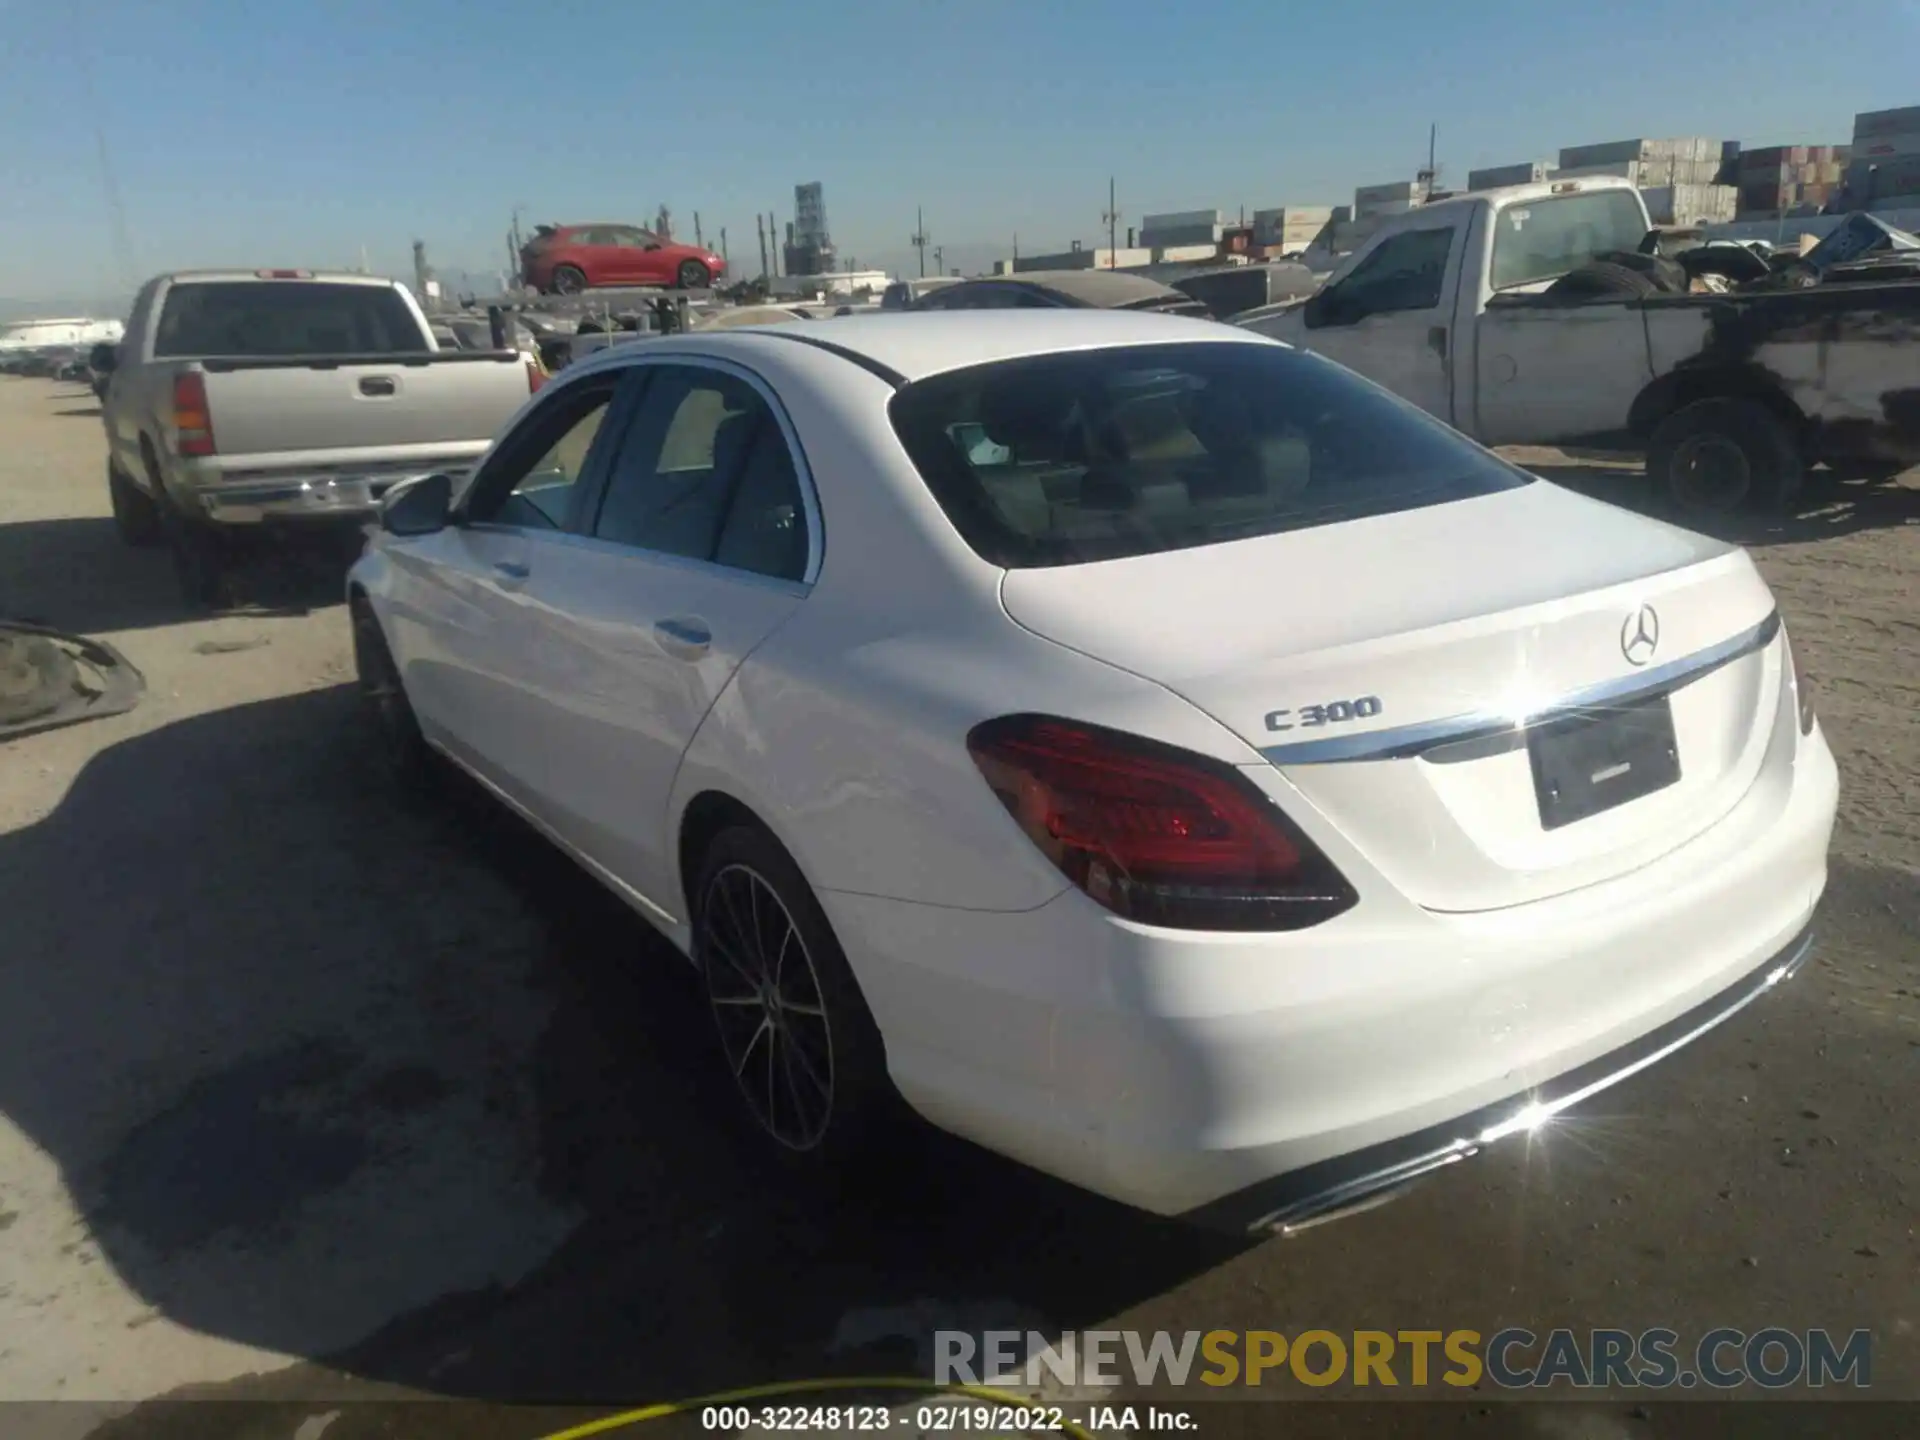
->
[[108, 462, 162, 547], [691, 824, 897, 1170], [676, 260, 711, 290], [1646, 397, 1804, 516], [549, 264, 587, 296], [144, 448, 233, 608]]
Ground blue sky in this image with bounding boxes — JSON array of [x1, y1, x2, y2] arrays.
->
[[1, 0, 1914, 305]]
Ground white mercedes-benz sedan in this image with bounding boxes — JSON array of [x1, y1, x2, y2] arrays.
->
[[347, 311, 1837, 1233]]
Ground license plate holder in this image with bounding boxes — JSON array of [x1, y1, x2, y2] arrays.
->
[[1528, 696, 1681, 831]]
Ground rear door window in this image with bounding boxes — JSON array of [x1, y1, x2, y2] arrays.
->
[[887, 340, 1532, 568]]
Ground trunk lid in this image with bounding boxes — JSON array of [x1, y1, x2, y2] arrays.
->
[[999, 483, 1784, 912]]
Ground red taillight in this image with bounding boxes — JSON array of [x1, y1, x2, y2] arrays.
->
[[172, 372, 215, 456], [1784, 629, 1815, 735], [967, 715, 1357, 931], [526, 357, 546, 393]]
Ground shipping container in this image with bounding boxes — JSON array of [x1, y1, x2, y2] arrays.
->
[[1353, 180, 1420, 205], [1852, 106, 1920, 142], [1640, 184, 1737, 226], [1140, 209, 1221, 233], [1854, 130, 1920, 159], [1466, 160, 1551, 190], [1558, 136, 1726, 170]]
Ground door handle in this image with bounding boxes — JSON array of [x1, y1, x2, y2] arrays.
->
[[653, 617, 711, 659], [1427, 326, 1449, 359]]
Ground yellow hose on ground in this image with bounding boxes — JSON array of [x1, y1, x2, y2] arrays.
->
[[537, 1376, 1101, 1440]]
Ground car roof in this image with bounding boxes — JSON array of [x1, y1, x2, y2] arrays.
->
[[958, 269, 1189, 307], [566, 309, 1267, 385]]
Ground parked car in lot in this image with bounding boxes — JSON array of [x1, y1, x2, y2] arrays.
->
[[880, 276, 962, 310], [97, 269, 544, 605], [1170, 261, 1320, 319], [520, 223, 727, 295], [1238, 177, 1920, 511], [909, 270, 1211, 315], [349, 311, 1835, 1232]]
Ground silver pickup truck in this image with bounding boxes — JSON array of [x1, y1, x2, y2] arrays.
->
[[96, 269, 541, 604]]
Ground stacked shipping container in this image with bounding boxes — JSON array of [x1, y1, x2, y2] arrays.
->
[[1735, 144, 1851, 217], [1841, 107, 1920, 210], [1251, 206, 1335, 252]]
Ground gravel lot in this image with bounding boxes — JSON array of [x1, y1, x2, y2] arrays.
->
[[0, 378, 1913, 1439]]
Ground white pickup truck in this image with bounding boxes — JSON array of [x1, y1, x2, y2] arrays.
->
[[1240, 177, 1920, 513], [97, 270, 542, 605]]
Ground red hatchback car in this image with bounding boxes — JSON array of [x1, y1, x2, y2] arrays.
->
[[521, 224, 727, 294]]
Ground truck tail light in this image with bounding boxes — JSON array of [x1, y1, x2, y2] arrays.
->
[[172, 372, 216, 456], [967, 715, 1358, 931], [526, 357, 546, 393], [1784, 630, 1816, 735]]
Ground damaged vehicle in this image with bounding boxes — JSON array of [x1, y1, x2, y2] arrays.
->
[[1239, 178, 1920, 511]]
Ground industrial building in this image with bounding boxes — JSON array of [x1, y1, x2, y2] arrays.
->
[[781, 181, 835, 277]]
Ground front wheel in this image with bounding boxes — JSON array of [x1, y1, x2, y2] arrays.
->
[[692, 826, 895, 1165], [1646, 398, 1804, 516], [676, 260, 711, 290], [351, 598, 437, 788]]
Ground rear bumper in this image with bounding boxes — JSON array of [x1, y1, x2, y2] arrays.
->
[[185, 468, 473, 526], [819, 719, 1838, 1222], [1180, 919, 1815, 1233]]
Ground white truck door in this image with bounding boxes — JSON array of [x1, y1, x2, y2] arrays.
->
[[1288, 218, 1464, 421]]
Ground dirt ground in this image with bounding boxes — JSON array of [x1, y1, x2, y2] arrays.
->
[[0, 378, 1913, 1440]]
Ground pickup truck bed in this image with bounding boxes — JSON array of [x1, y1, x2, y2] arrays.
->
[[99, 270, 541, 604]]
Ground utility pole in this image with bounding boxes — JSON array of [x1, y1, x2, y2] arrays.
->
[[1102, 176, 1120, 267], [932, 245, 944, 275], [769, 211, 780, 276], [720, 226, 728, 268], [910, 206, 929, 278], [693, 212, 704, 248], [510, 204, 526, 256], [756, 214, 769, 284]]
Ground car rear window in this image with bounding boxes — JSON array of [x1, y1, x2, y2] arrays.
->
[[887, 340, 1533, 568], [154, 282, 430, 358]]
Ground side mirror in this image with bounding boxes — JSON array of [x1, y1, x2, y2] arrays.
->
[[89, 343, 118, 373], [380, 472, 454, 537], [645, 242, 664, 252], [1303, 290, 1345, 329]]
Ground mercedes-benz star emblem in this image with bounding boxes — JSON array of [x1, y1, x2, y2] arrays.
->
[[1621, 604, 1661, 667]]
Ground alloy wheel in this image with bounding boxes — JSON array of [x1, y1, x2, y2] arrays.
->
[[700, 863, 835, 1150]]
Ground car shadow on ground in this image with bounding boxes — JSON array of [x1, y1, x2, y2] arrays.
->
[[0, 516, 363, 634], [1527, 462, 1919, 548], [0, 686, 1242, 1429]]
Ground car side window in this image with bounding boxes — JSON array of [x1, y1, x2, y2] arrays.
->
[[463, 378, 621, 529], [1310, 228, 1454, 327], [592, 366, 810, 581]]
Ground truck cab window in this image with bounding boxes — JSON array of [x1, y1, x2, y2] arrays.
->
[[1310, 228, 1453, 326]]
